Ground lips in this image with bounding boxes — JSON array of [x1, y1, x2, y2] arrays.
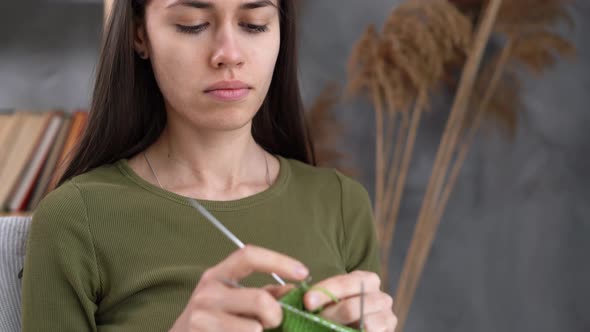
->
[[204, 80, 251, 92], [204, 80, 251, 101]]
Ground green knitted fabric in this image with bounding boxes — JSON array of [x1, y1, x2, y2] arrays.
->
[[267, 282, 362, 332]]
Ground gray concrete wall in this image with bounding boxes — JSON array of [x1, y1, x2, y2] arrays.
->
[[0, 1, 102, 110], [1, 1, 588, 331]]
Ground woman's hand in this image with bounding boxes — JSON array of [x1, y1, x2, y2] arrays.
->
[[303, 270, 397, 332], [169, 245, 308, 332]]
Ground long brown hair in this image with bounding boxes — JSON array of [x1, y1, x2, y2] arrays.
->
[[58, 0, 315, 186]]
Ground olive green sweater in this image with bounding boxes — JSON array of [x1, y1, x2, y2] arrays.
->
[[21, 155, 380, 331]]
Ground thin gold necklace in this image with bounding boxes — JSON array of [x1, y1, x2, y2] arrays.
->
[[142, 150, 271, 190]]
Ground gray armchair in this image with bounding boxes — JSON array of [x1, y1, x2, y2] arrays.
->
[[0, 216, 31, 332]]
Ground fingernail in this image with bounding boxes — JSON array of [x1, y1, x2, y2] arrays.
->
[[295, 265, 308, 278], [308, 293, 319, 309]]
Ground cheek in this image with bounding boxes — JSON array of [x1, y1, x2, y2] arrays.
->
[[147, 34, 205, 106], [253, 33, 281, 91]]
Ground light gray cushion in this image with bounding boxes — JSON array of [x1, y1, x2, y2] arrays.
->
[[0, 216, 32, 332]]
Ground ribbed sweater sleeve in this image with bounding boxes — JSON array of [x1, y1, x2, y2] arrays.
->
[[21, 181, 100, 331], [337, 171, 381, 276]]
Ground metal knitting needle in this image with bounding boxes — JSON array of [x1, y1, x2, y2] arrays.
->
[[188, 198, 286, 285]]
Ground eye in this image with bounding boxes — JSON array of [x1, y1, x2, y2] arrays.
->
[[175, 22, 269, 35], [175, 23, 209, 34], [240, 23, 269, 33]]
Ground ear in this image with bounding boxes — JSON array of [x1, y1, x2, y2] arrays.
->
[[134, 21, 150, 59]]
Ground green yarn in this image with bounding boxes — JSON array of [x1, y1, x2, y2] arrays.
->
[[308, 286, 341, 314], [266, 281, 363, 332]]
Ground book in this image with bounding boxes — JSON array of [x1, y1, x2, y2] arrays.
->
[[0, 112, 13, 172], [8, 112, 64, 212], [27, 114, 72, 211], [0, 112, 48, 211], [45, 110, 88, 194], [0, 111, 25, 178], [0, 112, 10, 134]]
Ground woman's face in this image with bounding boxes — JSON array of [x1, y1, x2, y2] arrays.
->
[[136, 0, 280, 131]]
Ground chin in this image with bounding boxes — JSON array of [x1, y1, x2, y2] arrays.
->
[[196, 108, 256, 132]]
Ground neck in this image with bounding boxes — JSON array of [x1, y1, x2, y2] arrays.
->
[[145, 120, 272, 198]]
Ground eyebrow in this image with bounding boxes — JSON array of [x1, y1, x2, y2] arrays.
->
[[167, 0, 277, 10]]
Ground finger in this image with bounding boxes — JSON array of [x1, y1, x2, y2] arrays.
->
[[362, 310, 398, 332], [318, 292, 393, 326], [189, 310, 265, 332], [263, 283, 296, 299], [193, 285, 284, 329], [304, 271, 381, 310], [203, 245, 309, 283]]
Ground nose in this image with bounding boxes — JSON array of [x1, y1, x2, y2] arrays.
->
[[210, 23, 245, 70]]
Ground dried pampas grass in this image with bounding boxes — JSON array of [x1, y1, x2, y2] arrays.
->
[[306, 84, 355, 175], [347, 0, 474, 295], [344, 0, 577, 331]]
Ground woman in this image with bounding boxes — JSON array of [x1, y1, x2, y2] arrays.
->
[[21, 0, 397, 331]]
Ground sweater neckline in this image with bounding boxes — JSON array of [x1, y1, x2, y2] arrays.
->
[[116, 154, 291, 212]]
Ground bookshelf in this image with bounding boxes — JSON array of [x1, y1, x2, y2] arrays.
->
[[0, 0, 114, 217]]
